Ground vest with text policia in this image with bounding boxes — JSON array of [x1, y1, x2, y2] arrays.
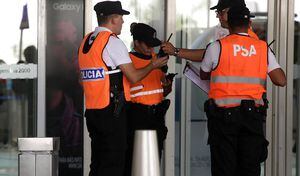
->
[[78, 31, 130, 109], [209, 34, 268, 107], [129, 52, 164, 105]]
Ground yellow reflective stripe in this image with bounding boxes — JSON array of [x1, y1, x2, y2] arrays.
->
[[130, 89, 164, 98], [211, 76, 266, 86], [215, 98, 264, 106]]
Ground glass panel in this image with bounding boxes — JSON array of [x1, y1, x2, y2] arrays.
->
[[174, 0, 268, 176], [0, 1, 38, 176], [92, 0, 165, 48], [45, 0, 84, 175], [293, 1, 300, 175]]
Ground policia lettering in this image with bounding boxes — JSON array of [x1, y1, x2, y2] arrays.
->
[[81, 68, 105, 80]]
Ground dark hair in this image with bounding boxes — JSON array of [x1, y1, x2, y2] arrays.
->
[[24, 45, 37, 63], [130, 22, 137, 36], [228, 18, 250, 30], [227, 5, 251, 30], [96, 14, 110, 25], [96, 14, 118, 26]]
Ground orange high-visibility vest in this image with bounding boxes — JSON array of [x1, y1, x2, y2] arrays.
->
[[78, 31, 130, 109], [129, 52, 164, 105], [248, 28, 259, 40], [209, 34, 268, 107]]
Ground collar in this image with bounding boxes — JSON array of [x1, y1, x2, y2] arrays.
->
[[130, 50, 152, 60], [93, 27, 112, 37], [237, 32, 249, 36], [89, 27, 113, 44]]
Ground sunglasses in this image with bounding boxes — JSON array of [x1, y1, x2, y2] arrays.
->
[[215, 8, 229, 16]]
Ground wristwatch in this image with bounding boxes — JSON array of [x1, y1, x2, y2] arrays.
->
[[174, 48, 180, 56]]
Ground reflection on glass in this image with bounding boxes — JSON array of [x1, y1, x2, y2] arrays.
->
[[0, 1, 37, 176], [45, 0, 84, 175]]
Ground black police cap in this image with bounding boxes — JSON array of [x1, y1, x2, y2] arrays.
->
[[210, 0, 246, 11], [94, 1, 130, 16], [228, 4, 254, 22], [130, 23, 161, 47]]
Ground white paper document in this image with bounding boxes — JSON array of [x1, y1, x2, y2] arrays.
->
[[183, 62, 210, 94]]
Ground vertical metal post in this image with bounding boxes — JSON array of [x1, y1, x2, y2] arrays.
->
[[83, 0, 93, 176], [287, 0, 295, 176], [267, 0, 292, 175], [37, 0, 46, 137], [19, 30, 23, 61], [164, 0, 176, 176]]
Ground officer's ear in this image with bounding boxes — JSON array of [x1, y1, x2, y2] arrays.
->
[[133, 40, 139, 47], [249, 20, 252, 28], [110, 14, 120, 25]]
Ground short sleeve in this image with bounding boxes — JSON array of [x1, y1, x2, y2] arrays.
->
[[106, 36, 132, 67], [267, 48, 281, 73], [201, 41, 221, 72]]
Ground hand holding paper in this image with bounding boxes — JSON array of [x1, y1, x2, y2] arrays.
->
[[183, 62, 210, 94]]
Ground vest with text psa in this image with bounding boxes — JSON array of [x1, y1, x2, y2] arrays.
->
[[78, 31, 131, 109], [209, 34, 268, 107], [129, 53, 164, 105]]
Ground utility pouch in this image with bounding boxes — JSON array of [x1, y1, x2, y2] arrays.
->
[[204, 99, 217, 114], [109, 70, 125, 118], [112, 91, 125, 118], [259, 138, 269, 163], [157, 99, 171, 117], [259, 93, 269, 117], [240, 100, 255, 111]]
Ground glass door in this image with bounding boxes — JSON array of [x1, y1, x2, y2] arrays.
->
[[0, 1, 38, 176], [292, 0, 300, 175], [174, 0, 269, 175], [45, 1, 84, 175]]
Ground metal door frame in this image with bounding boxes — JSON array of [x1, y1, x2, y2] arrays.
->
[[37, 0, 46, 137], [265, 0, 294, 175]]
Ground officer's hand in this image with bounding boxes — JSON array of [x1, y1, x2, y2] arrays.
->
[[162, 78, 173, 97], [161, 42, 176, 56], [151, 56, 169, 69]]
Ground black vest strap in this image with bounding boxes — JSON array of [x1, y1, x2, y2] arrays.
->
[[82, 33, 94, 54]]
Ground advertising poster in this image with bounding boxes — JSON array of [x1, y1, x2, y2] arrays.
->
[[46, 0, 84, 175]]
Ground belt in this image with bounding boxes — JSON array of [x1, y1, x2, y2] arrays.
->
[[131, 102, 161, 111]]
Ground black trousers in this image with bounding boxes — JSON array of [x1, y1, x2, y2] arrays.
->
[[205, 101, 269, 176], [85, 102, 127, 176], [124, 101, 169, 176]]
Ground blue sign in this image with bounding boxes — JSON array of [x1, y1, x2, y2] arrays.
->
[[81, 68, 105, 81]]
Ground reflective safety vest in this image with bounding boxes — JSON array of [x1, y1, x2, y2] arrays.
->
[[78, 31, 130, 109], [129, 52, 164, 105], [248, 28, 259, 40], [209, 34, 268, 107]]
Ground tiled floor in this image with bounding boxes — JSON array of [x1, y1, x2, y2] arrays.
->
[[0, 145, 17, 176], [0, 143, 298, 176]]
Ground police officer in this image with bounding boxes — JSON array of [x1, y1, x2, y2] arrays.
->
[[161, 0, 258, 62], [124, 23, 171, 176], [78, 2, 168, 176], [201, 4, 286, 176]]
